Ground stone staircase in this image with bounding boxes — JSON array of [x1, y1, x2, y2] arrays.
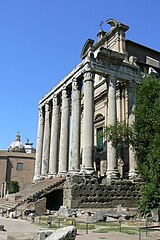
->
[[0, 177, 66, 213], [0, 199, 17, 212]]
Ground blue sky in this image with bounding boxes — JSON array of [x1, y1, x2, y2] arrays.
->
[[0, 0, 159, 149]]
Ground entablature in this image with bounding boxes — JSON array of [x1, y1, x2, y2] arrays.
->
[[39, 48, 141, 107]]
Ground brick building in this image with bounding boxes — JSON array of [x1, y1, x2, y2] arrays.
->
[[0, 133, 35, 197]]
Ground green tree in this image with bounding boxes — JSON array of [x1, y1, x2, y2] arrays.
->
[[7, 180, 20, 194], [104, 121, 132, 148], [133, 74, 160, 213]]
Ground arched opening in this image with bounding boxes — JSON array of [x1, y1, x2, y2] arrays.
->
[[46, 189, 63, 211]]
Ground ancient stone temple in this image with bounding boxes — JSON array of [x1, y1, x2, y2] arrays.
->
[[32, 19, 160, 209]]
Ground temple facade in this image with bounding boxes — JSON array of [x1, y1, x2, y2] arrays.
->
[[33, 19, 160, 183]]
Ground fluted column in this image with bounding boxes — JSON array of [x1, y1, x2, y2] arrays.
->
[[41, 102, 51, 176], [107, 75, 118, 179], [49, 95, 60, 175], [116, 83, 121, 122], [128, 81, 137, 179], [1, 182, 4, 199], [58, 86, 70, 174], [3, 181, 6, 199], [33, 106, 44, 182], [69, 78, 81, 173], [82, 70, 95, 172]]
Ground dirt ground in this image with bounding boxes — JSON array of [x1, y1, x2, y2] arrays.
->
[[0, 216, 158, 240]]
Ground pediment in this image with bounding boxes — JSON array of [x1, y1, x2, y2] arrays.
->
[[81, 39, 94, 59], [94, 114, 105, 123]]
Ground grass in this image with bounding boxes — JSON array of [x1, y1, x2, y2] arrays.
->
[[38, 216, 62, 221], [95, 221, 119, 227], [56, 220, 96, 230], [33, 222, 58, 229], [34, 216, 143, 236], [76, 223, 95, 230], [94, 226, 139, 235]]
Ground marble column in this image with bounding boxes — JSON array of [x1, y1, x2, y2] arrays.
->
[[116, 83, 121, 122], [33, 106, 44, 182], [128, 81, 137, 179], [1, 182, 4, 199], [49, 95, 60, 175], [82, 70, 95, 172], [41, 102, 51, 176], [69, 78, 81, 173], [3, 181, 6, 199], [107, 75, 118, 179], [58, 86, 70, 174]]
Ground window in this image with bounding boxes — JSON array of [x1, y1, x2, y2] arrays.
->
[[97, 127, 104, 152], [16, 162, 23, 170]]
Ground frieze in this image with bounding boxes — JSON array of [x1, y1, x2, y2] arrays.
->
[[91, 60, 140, 82]]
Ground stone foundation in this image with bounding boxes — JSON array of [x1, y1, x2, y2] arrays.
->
[[63, 175, 140, 209]]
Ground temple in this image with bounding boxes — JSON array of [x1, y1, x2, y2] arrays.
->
[[30, 19, 160, 209]]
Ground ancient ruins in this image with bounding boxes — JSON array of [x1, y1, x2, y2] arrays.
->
[[31, 19, 160, 210], [34, 19, 140, 181], [1, 19, 160, 212]]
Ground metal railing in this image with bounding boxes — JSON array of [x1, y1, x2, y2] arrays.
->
[[33, 216, 150, 235], [139, 225, 160, 240], [1, 211, 160, 238]]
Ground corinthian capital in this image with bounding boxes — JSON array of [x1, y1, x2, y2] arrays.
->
[[52, 94, 58, 106], [72, 78, 79, 91], [62, 86, 68, 99], [109, 75, 116, 87], [45, 102, 50, 112], [83, 71, 95, 82], [38, 106, 43, 118]]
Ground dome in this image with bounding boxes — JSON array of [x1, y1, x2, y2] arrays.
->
[[8, 132, 25, 153]]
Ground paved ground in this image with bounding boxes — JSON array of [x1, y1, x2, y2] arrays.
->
[[76, 232, 138, 240], [76, 232, 155, 240], [0, 217, 41, 239], [0, 216, 157, 240]]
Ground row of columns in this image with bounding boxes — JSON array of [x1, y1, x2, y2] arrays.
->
[[34, 70, 95, 181], [33, 71, 137, 182]]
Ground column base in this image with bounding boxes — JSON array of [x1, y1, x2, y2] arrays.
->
[[32, 175, 41, 183], [47, 173, 54, 179], [128, 171, 138, 180], [40, 174, 48, 179], [68, 169, 80, 175], [106, 169, 119, 179], [58, 171, 67, 177], [80, 167, 94, 175]]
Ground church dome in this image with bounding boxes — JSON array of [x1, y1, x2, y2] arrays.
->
[[8, 132, 25, 152]]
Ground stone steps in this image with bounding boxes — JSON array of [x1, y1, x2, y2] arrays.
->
[[0, 177, 66, 213], [0, 200, 17, 212]]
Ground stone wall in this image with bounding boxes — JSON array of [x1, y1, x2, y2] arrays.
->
[[63, 175, 140, 209], [17, 197, 46, 215]]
